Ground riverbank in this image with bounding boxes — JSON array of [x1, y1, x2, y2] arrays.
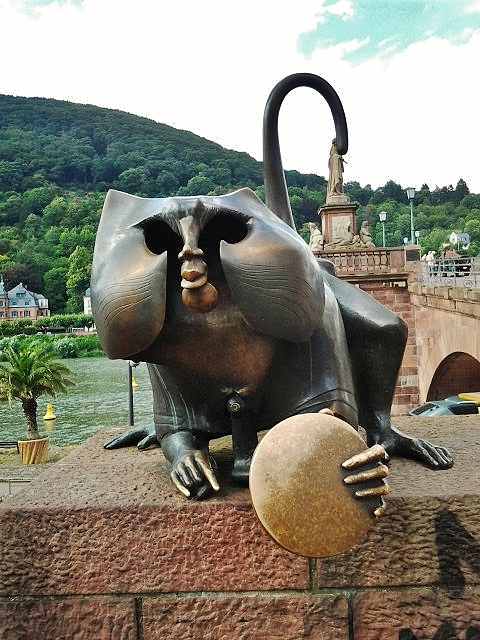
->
[[0, 357, 154, 447], [0, 444, 78, 466]]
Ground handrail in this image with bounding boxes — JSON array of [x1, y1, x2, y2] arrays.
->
[[418, 257, 480, 288]]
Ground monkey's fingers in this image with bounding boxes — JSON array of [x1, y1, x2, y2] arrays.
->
[[374, 499, 387, 518], [103, 424, 157, 450], [170, 471, 192, 497], [138, 433, 160, 450], [341, 444, 388, 470], [194, 451, 220, 493], [353, 483, 390, 499], [343, 463, 389, 486]]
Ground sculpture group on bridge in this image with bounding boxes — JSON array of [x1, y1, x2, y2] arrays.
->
[[91, 74, 452, 517], [310, 219, 375, 251]]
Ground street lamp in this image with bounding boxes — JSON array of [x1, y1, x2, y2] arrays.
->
[[406, 187, 415, 245], [403, 237, 409, 246], [379, 211, 387, 247], [127, 360, 139, 426], [415, 230, 420, 245]]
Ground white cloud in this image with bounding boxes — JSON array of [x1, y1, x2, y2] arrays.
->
[[1, 0, 479, 192]]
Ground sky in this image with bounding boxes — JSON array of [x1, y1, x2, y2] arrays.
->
[[1, 0, 480, 193]]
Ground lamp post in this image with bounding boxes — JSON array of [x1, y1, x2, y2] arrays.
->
[[415, 230, 420, 245], [406, 187, 415, 245], [403, 237, 409, 246], [127, 360, 139, 426], [379, 211, 387, 247]]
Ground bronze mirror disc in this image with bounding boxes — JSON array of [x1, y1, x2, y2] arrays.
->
[[249, 412, 382, 557]]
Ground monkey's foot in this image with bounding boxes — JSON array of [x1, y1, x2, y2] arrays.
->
[[103, 423, 158, 450], [379, 424, 453, 470]]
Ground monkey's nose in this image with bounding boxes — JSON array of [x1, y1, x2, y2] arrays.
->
[[181, 257, 208, 289], [178, 243, 204, 261]]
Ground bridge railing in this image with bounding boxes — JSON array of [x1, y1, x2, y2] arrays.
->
[[312, 247, 480, 287], [317, 246, 410, 277], [417, 257, 480, 288]]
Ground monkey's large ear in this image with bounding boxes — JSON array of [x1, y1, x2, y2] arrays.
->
[[220, 214, 325, 343], [91, 190, 168, 359]]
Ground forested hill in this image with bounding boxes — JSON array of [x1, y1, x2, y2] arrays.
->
[[0, 93, 479, 315], [0, 93, 326, 314], [0, 93, 322, 196]]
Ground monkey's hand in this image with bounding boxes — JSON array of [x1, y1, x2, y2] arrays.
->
[[103, 423, 158, 450], [161, 431, 220, 500], [342, 443, 390, 517]]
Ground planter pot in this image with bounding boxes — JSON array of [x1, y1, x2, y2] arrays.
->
[[17, 437, 49, 465]]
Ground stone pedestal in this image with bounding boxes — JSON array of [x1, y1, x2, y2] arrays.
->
[[318, 201, 359, 245], [1, 418, 480, 639]]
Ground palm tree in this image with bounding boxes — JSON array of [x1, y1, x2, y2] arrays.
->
[[0, 341, 75, 440]]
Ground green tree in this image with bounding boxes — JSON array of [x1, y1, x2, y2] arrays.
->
[[464, 219, 480, 244], [116, 167, 153, 195], [421, 228, 450, 254], [155, 170, 179, 196], [43, 263, 68, 313], [453, 178, 469, 205], [416, 184, 432, 205], [0, 342, 74, 440], [461, 194, 480, 209], [177, 173, 215, 196], [2, 263, 43, 292], [41, 196, 70, 227], [22, 185, 60, 215], [344, 181, 373, 206], [66, 246, 91, 313]]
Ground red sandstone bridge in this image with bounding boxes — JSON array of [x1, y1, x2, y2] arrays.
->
[[320, 247, 480, 415]]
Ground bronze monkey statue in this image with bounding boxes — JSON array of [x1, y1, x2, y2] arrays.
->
[[91, 73, 452, 500]]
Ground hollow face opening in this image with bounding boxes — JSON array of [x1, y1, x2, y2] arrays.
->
[[427, 352, 480, 400], [139, 213, 248, 258], [198, 214, 248, 255], [141, 220, 182, 256]]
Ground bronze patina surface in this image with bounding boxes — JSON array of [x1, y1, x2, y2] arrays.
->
[[92, 73, 452, 504], [249, 413, 382, 557]]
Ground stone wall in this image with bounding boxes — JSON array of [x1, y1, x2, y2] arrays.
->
[[1, 418, 479, 639], [315, 248, 422, 414], [357, 280, 419, 415]]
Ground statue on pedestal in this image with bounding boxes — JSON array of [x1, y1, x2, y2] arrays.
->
[[325, 138, 350, 207], [327, 138, 345, 198]]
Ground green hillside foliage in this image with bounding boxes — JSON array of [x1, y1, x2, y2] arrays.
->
[[0, 94, 478, 312]]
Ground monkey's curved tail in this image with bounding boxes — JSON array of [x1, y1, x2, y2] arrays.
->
[[263, 73, 348, 230]]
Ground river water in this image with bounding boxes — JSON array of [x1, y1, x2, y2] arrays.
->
[[0, 357, 155, 446]]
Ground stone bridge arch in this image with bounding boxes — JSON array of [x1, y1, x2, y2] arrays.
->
[[411, 285, 480, 402], [427, 351, 480, 400]]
